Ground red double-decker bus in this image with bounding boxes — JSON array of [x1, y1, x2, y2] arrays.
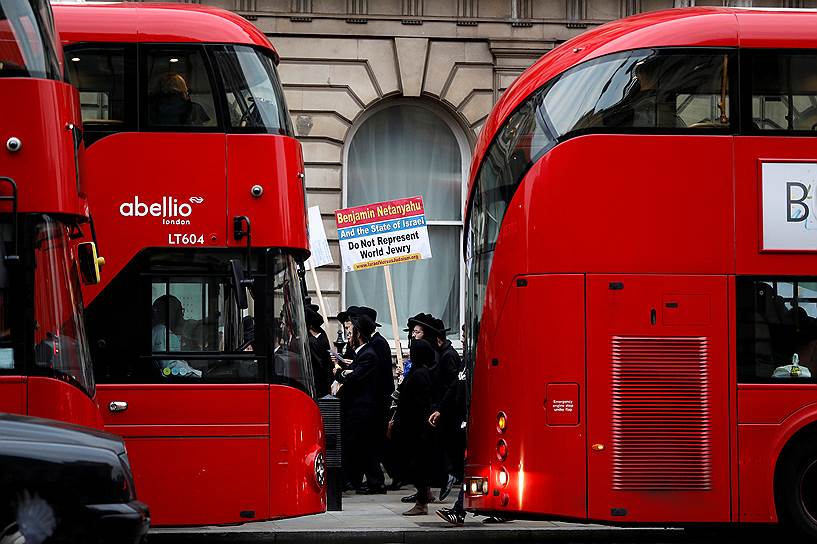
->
[[54, 2, 325, 526], [464, 7, 817, 538], [0, 0, 104, 428]]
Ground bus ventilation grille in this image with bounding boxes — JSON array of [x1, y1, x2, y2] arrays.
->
[[610, 336, 711, 492]]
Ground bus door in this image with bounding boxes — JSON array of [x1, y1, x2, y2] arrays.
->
[[586, 275, 730, 523]]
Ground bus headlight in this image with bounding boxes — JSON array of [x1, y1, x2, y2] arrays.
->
[[465, 477, 489, 496], [496, 439, 508, 461]]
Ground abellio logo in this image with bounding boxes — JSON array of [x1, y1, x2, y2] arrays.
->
[[119, 196, 204, 225]]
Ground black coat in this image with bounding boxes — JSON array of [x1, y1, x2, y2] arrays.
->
[[308, 329, 332, 398], [430, 340, 460, 411], [337, 342, 382, 423], [371, 332, 395, 417], [393, 364, 433, 482]]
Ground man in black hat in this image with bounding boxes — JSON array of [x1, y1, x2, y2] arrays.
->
[[335, 313, 386, 493], [305, 303, 331, 398], [354, 306, 394, 493], [429, 317, 461, 501]]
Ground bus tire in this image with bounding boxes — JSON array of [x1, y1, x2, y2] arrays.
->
[[776, 439, 817, 540]]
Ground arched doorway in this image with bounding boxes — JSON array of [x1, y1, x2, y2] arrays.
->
[[343, 100, 470, 341]]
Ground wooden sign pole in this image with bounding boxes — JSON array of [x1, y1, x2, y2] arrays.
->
[[308, 257, 328, 323], [383, 265, 404, 376]]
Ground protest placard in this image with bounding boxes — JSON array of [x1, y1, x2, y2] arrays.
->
[[334, 196, 431, 377], [335, 196, 431, 272], [304, 206, 332, 320]]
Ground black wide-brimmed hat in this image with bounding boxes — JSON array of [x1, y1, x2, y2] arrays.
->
[[430, 317, 450, 340], [350, 314, 376, 338], [305, 307, 324, 329], [337, 305, 360, 323], [356, 306, 381, 327], [404, 312, 436, 333], [409, 338, 435, 367]]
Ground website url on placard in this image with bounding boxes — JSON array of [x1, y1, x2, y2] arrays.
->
[[353, 253, 420, 270]]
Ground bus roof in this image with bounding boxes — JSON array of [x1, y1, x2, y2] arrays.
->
[[53, 2, 277, 59], [468, 6, 817, 198]]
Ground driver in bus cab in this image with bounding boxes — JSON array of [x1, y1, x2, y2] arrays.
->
[[150, 73, 211, 126], [151, 294, 202, 379]]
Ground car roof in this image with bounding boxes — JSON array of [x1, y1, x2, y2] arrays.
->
[[0, 413, 125, 454]]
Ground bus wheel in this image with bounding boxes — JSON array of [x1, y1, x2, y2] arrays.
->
[[777, 441, 817, 540]]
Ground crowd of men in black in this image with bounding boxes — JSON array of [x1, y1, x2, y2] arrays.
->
[[303, 302, 469, 523]]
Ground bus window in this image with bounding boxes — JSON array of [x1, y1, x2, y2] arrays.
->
[[269, 252, 314, 397], [737, 278, 817, 383], [750, 52, 817, 132], [65, 45, 136, 143], [31, 215, 95, 396], [213, 45, 291, 135], [0, 0, 59, 79], [143, 46, 217, 129], [149, 277, 262, 382]]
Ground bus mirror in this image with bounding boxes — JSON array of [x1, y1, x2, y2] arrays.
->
[[77, 242, 104, 285], [230, 259, 249, 310]]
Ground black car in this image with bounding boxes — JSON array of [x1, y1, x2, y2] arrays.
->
[[0, 414, 149, 544]]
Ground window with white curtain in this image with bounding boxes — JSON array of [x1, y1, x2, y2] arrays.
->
[[344, 102, 467, 341]]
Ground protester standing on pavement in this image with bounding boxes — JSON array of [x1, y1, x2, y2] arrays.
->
[[334, 313, 386, 494], [430, 317, 461, 501], [305, 303, 332, 398], [392, 338, 435, 515]]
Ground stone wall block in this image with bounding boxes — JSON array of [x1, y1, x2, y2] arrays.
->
[[283, 88, 363, 122], [279, 61, 379, 105], [460, 90, 494, 127], [293, 112, 351, 142], [301, 139, 343, 163], [306, 190, 343, 212], [305, 267, 341, 293], [304, 165, 343, 190], [394, 37, 429, 97], [424, 41, 492, 97], [442, 64, 494, 108]]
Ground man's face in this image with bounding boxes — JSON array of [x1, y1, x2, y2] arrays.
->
[[411, 325, 424, 340], [344, 320, 353, 342]]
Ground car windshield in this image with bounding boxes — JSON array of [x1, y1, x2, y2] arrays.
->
[[32, 215, 95, 396], [0, 0, 59, 79]]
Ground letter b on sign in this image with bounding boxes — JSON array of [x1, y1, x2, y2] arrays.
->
[[787, 182, 810, 222]]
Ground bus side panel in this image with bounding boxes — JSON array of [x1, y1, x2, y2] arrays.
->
[[737, 386, 817, 523], [466, 274, 586, 519], [81, 133, 228, 305], [226, 134, 308, 252], [0, 376, 26, 414], [97, 384, 270, 526], [268, 386, 326, 518], [586, 274, 730, 523], [734, 137, 817, 275], [26, 377, 103, 429]]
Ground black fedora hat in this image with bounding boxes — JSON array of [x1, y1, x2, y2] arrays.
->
[[337, 305, 360, 323], [430, 317, 450, 340], [404, 312, 436, 333], [305, 307, 324, 329], [356, 306, 381, 327], [351, 313, 376, 338]]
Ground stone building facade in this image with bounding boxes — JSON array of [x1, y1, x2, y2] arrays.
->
[[193, 0, 811, 339]]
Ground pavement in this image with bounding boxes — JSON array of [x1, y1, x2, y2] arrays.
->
[[147, 486, 697, 543]]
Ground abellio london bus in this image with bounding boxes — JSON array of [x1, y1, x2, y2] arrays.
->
[[0, 0, 104, 428], [54, 3, 326, 526], [464, 7, 817, 538]]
